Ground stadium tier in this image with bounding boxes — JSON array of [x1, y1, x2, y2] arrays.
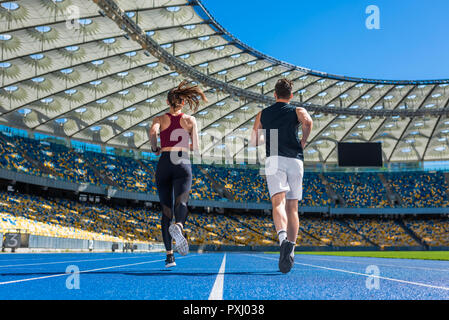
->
[[4, 130, 449, 250], [1, 132, 449, 208], [0, 133, 448, 249], [2, 190, 449, 248], [1, 0, 448, 166], [1, 0, 449, 253]]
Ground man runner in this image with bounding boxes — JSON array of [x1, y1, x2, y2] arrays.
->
[[250, 78, 313, 274]]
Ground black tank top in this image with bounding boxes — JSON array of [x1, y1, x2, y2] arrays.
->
[[260, 102, 304, 161]]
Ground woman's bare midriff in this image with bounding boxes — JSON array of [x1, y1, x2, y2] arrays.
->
[[160, 147, 190, 153]]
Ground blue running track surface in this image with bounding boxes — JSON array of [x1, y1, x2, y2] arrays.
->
[[0, 252, 449, 300]]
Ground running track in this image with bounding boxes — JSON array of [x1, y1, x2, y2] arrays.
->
[[0, 252, 449, 300]]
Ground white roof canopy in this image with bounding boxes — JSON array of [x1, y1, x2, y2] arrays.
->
[[1, 0, 448, 163]]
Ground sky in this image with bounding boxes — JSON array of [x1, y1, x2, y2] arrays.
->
[[201, 0, 449, 81]]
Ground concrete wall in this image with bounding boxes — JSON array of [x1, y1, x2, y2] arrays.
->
[[29, 235, 89, 250], [23, 235, 155, 252], [2, 234, 447, 253]]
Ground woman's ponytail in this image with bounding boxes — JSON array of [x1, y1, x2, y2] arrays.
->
[[167, 80, 208, 112]]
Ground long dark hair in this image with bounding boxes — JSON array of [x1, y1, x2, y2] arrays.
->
[[167, 80, 208, 112]]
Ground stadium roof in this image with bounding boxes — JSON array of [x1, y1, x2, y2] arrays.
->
[[1, 0, 449, 164]]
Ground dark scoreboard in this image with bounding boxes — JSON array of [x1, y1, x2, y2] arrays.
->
[[337, 142, 383, 167]]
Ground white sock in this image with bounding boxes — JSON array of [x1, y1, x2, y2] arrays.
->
[[277, 230, 287, 246]]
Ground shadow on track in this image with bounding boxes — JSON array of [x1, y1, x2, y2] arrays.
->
[[1, 270, 282, 277]]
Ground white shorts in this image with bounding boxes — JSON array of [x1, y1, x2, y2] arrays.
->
[[265, 156, 304, 200]]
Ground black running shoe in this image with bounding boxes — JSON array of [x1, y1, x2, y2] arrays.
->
[[279, 240, 295, 274], [165, 254, 176, 268]]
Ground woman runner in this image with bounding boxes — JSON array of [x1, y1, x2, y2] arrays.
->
[[149, 80, 206, 267]]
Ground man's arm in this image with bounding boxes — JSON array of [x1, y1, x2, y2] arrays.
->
[[250, 112, 265, 147], [296, 107, 313, 149], [149, 116, 161, 154]]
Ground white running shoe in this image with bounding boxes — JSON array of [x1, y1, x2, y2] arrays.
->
[[169, 223, 189, 256]]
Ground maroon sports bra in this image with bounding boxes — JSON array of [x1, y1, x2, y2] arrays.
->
[[159, 113, 190, 149]]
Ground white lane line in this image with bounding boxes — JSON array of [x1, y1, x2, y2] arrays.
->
[[0, 254, 119, 264], [0, 252, 117, 262], [208, 254, 227, 300], [298, 255, 449, 273], [0, 255, 196, 286], [0, 254, 158, 268], [250, 254, 449, 291]]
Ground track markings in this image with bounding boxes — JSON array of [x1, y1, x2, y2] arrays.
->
[[252, 254, 449, 291], [208, 254, 227, 300], [0, 254, 158, 269], [299, 255, 449, 273], [0, 255, 196, 286]]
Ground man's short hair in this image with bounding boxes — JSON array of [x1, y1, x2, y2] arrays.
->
[[275, 78, 293, 99]]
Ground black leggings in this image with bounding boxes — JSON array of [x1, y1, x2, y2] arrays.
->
[[155, 152, 192, 252]]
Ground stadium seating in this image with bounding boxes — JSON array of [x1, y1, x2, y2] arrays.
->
[[302, 173, 332, 207], [83, 151, 155, 193], [386, 172, 449, 208], [325, 173, 390, 208], [204, 166, 270, 203], [204, 166, 331, 206], [2, 190, 449, 248], [2, 132, 449, 210], [191, 165, 224, 201], [0, 191, 156, 242], [346, 218, 418, 247], [299, 217, 371, 247], [6, 135, 103, 185], [404, 218, 449, 247], [0, 134, 43, 177]]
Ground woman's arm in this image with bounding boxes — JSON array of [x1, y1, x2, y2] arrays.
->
[[190, 116, 200, 152], [150, 116, 161, 155]]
